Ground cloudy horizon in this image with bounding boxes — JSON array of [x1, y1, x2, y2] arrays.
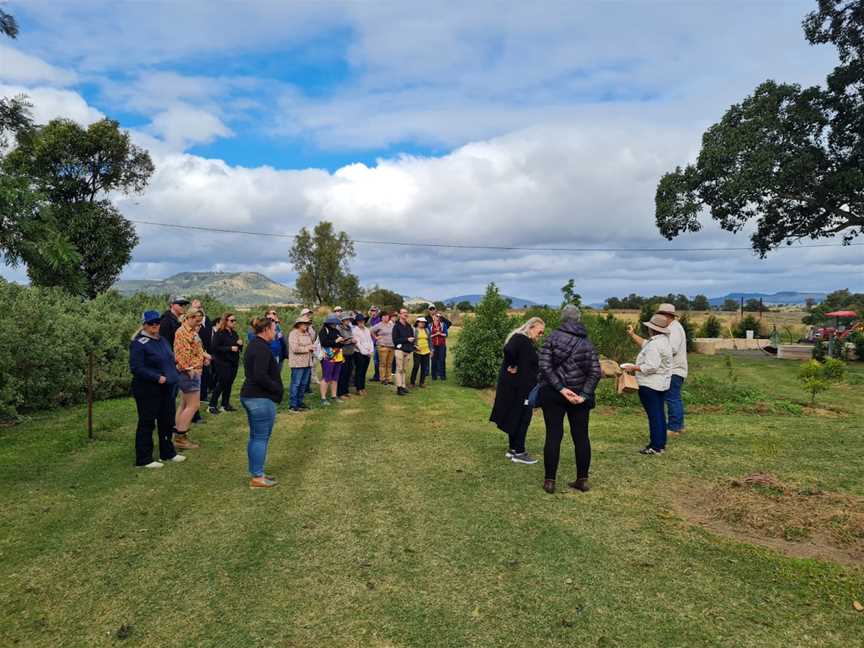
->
[[1, 0, 862, 305]]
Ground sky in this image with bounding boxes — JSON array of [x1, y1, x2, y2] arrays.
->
[[1, 0, 862, 305]]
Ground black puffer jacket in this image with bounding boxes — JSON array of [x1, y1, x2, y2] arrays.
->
[[538, 320, 601, 402]]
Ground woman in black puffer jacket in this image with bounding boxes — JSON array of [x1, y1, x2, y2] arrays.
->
[[537, 304, 601, 494]]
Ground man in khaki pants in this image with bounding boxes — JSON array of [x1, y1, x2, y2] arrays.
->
[[392, 308, 416, 396], [371, 312, 396, 385]]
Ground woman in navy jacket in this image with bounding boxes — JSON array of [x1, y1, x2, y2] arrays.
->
[[129, 310, 185, 469]]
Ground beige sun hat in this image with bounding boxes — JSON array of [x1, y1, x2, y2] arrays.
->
[[293, 315, 312, 327], [656, 303, 677, 317], [643, 313, 671, 334]]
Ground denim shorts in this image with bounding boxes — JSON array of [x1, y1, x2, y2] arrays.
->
[[178, 372, 202, 394]]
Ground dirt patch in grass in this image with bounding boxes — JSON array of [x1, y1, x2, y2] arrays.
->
[[673, 473, 864, 567]]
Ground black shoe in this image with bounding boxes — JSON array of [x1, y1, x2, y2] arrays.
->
[[207, 406, 219, 415], [639, 446, 664, 455], [568, 478, 591, 492], [223, 405, 237, 412], [298, 404, 310, 411], [397, 387, 407, 396]]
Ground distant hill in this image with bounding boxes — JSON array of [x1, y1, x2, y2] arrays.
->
[[444, 294, 538, 309], [707, 291, 826, 307], [114, 272, 298, 306]]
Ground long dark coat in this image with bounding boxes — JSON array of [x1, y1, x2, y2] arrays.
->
[[489, 333, 538, 435]]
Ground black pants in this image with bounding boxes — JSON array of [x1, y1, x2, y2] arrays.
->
[[338, 353, 355, 396], [508, 405, 534, 454], [133, 380, 177, 465], [209, 362, 238, 409], [354, 353, 371, 391], [541, 388, 591, 480], [411, 353, 430, 385], [200, 364, 211, 401], [431, 344, 447, 379]]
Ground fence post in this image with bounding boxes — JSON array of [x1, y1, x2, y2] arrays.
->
[[87, 351, 94, 440]]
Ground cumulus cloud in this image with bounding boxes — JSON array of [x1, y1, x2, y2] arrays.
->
[[148, 104, 234, 150], [0, 83, 103, 124], [0, 43, 77, 85]]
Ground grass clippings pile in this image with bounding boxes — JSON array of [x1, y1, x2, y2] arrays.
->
[[676, 472, 864, 567]]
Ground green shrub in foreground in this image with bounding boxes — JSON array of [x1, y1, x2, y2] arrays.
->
[[453, 283, 516, 388]]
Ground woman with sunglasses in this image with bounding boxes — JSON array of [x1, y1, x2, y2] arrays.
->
[[209, 312, 243, 414]]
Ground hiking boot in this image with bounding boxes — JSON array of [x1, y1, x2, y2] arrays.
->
[[511, 452, 538, 465], [568, 478, 590, 492], [167, 454, 187, 463], [639, 446, 664, 455], [137, 461, 163, 469], [249, 476, 277, 489], [207, 406, 219, 415], [173, 434, 200, 450], [542, 479, 556, 494]]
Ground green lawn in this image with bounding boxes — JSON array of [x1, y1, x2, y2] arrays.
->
[[1, 354, 863, 647]]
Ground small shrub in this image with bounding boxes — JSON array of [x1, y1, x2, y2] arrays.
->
[[851, 332, 864, 362], [733, 314, 764, 338], [678, 314, 696, 352], [454, 283, 516, 388], [812, 339, 827, 361], [700, 315, 722, 338], [798, 359, 845, 405]]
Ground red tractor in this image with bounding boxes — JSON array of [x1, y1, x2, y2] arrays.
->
[[805, 310, 862, 342]]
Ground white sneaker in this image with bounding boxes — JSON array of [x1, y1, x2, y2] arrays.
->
[[168, 454, 187, 463], [138, 461, 163, 469]]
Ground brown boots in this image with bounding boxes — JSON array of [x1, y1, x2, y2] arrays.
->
[[567, 478, 591, 492], [173, 433, 200, 450]]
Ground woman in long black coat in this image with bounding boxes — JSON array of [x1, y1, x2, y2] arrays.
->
[[489, 317, 546, 464]]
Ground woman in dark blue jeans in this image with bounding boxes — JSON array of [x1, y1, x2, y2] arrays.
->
[[240, 316, 284, 489]]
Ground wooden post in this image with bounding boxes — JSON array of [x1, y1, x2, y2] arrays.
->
[[87, 351, 94, 440]]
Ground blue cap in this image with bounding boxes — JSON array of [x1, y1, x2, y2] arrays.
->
[[142, 310, 162, 324], [324, 314, 340, 325]]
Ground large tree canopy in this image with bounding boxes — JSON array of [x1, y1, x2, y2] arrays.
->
[[655, 0, 864, 256], [288, 221, 359, 306], [1, 118, 152, 298]]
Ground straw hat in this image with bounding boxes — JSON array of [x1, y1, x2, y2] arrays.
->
[[643, 313, 671, 334], [656, 303, 676, 317]]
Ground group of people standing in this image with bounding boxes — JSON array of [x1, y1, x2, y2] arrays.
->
[[129, 297, 451, 489], [490, 303, 687, 494]]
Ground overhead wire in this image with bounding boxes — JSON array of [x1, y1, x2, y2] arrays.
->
[[129, 219, 864, 254]]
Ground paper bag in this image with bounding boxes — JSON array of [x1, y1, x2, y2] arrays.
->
[[616, 372, 639, 395]]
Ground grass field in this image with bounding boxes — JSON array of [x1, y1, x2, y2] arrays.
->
[[1, 353, 863, 647]]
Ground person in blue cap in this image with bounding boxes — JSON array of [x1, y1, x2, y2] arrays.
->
[[129, 310, 187, 469]]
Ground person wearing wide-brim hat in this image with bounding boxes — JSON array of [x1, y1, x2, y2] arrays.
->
[[287, 315, 315, 412], [336, 311, 357, 399], [410, 316, 432, 387], [129, 310, 186, 469], [622, 314, 673, 455], [318, 313, 347, 405]]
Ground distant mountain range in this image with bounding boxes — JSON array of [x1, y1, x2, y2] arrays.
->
[[444, 294, 538, 308], [114, 272, 298, 306], [707, 291, 826, 307]]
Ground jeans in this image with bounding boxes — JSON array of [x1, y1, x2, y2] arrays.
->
[[132, 380, 177, 465], [354, 354, 371, 391], [508, 405, 533, 454], [241, 397, 277, 477], [411, 353, 430, 385], [638, 386, 668, 450], [541, 387, 591, 480], [666, 375, 685, 431], [338, 353, 354, 396], [431, 344, 447, 379], [290, 367, 312, 409], [372, 347, 380, 381]]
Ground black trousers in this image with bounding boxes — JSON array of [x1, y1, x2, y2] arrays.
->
[[353, 353, 371, 391], [338, 353, 355, 396], [541, 387, 591, 480], [209, 362, 238, 409], [200, 364, 212, 401], [411, 353, 430, 385], [133, 380, 177, 465], [508, 405, 534, 454]]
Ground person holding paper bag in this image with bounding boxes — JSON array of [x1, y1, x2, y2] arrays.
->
[[623, 314, 673, 455]]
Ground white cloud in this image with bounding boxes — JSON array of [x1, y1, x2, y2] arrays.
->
[[0, 43, 77, 85], [0, 84, 103, 124], [149, 104, 234, 150]]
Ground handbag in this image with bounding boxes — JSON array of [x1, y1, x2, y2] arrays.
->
[[616, 372, 639, 395]]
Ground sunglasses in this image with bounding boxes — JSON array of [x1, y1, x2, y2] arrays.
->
[[228, 318, 236, 322]]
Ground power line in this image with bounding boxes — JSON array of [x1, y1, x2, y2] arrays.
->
[[129, 219, 864, 254]]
